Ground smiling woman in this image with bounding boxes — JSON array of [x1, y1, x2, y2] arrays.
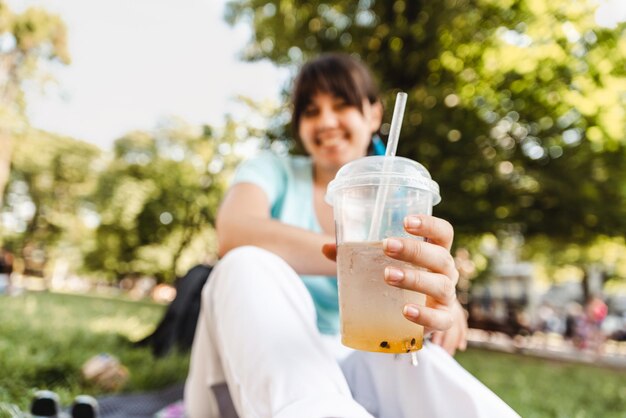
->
[[293, 54, 383, 180], [184, 53, 520, 418], [297, 92, 378, 174]]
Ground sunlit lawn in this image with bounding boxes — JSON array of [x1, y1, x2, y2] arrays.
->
[[0, 291, 189, 414], [0, 291, 624, 417], [456, 347, 626, 418]]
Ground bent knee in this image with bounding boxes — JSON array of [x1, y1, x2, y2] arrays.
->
[[203, 245, 317, 329], [209, 246, 294, 289], [218, 245, 288, 271], [220, 245, 282, 267]]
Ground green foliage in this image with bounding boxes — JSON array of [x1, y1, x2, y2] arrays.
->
[[3, 118, 243, 283], [527, 235, 626, 285], [225, 0, 626, 245], [85, 119, 240, 282], [0, 292, 188, 412], [3, 130, 101, 275], [0, 0, 69, 107], [0, 0, 70, 208], [11, 6, 70, 66]]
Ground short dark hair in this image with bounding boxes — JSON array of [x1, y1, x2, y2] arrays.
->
[[292, 53, 381, 138]]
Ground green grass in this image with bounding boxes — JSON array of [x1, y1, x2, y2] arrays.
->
[[1, 291, 625, 417], [0, 291, 189, 413], [456, 349, 626, 418]]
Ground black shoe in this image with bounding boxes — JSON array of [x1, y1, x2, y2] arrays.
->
[[70, 395, 99, 418], [30, 390, 60, 417]]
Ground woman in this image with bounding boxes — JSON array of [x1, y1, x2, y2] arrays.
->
[[185, 53, 519, 418]]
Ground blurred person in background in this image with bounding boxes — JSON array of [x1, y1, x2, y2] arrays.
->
[[0, 247, 14, 295], [582, 295, 608, 352]]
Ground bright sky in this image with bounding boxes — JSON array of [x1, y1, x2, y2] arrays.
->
[[8, 0, 626, 151], [10, 0, 288, 150]]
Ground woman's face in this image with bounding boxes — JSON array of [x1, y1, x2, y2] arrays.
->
[[298, 92, 382, 172]]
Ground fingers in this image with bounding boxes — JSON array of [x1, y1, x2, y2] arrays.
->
[[384, 267, 456, 305], [431, 330, 459, 355], [425, 322, 466, 356], [453, 300, 469, 351], [383, 237, 459, 286], [384, 265, 457, 332], [382, 216, 460, 334], [458, 331, 468, 351], [404, 215, 454, 250], [402, 304, 454, 331], [431, 327, 461, 356], [430, 301, 469, 355], [430, 330, 443, 347]]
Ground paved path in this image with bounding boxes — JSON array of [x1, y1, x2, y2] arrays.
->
[[467, 329, 626, 369]]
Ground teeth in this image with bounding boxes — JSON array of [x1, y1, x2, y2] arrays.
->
[[318, 138, 342, 146], [317, 129, 345, 145]]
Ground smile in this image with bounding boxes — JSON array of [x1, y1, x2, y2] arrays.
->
[[315, 135, 348, 147]]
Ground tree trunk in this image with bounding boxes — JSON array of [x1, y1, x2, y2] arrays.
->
[[0, 132, 13, 207], [170, 202, 203, 283], [0, 53, 20, 208], [581, 269, 590, 303], [582, 264, 604, 302], [171, 224, 194, 282]]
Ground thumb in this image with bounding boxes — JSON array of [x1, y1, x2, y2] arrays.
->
[[322, 243, 337, 261]]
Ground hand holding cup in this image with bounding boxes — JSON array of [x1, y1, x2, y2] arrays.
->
[[382, 214, 459, 336], [322, 214, 460, 343]]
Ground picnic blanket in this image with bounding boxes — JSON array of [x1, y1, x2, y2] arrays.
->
[[97, 382, 185, 418]]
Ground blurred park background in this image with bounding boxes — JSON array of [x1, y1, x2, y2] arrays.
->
[[1, 0, 625, 416]]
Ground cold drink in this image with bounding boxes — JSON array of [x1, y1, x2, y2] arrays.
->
[[337, 241, 425, 353], [326, 155, 440, 353]]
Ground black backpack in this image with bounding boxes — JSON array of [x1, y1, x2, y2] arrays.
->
[[135, 264, 212, 357]]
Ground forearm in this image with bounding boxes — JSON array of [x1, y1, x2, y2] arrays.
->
[[217, 215, 337, 277]]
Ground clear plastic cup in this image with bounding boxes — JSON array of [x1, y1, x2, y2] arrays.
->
[[326, 155, 441, 353]]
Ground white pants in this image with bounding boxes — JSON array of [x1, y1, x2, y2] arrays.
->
[[185, 246, 520, 418]]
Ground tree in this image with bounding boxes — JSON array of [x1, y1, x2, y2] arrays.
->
[[525, 234, 626, 301], [85, 119, 241, 283], [2, 129, 101, 276], [0, 0, 70, 207], [225, 0, 626, 289]]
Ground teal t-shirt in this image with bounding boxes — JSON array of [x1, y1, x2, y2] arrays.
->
[[231, 151, 340, 335]]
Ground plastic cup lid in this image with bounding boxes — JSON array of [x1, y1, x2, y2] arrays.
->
[[325, 156, 441, 205]]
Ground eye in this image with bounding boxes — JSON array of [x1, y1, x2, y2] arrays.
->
[[302, 105, 319, 117], [333, 99, 349, 110]]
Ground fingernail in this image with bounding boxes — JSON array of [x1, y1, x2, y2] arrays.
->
[[385, 267, 404, 283], [404, 216, 422, 229], [383, 238, 403, 253], [403, 305, 419, 319]]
